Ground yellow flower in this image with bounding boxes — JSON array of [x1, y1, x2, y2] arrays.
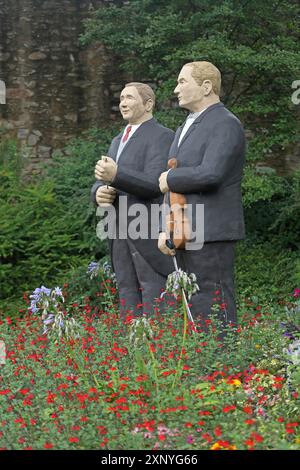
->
[[211, 442, 222, 450], [210, 442, 237, 450], [231, 379, 242, 387]]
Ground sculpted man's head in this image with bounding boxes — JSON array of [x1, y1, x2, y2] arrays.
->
[[119, 82, 155, 125], [174, 61, 221, 112]]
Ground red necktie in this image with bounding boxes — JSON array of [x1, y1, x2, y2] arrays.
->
[[122, 125, 132, 143]]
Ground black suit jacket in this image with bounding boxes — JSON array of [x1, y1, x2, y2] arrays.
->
[[167, 102, 246, 242], [91, 117, 175, 276]]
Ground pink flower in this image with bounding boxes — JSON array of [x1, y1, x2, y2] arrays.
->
[[293, 288, 300, 298]]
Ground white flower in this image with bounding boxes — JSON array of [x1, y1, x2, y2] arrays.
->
[[162, 269, 199, 300]]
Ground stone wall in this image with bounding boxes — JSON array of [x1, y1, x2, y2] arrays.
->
[[0, 0, 124, 172]]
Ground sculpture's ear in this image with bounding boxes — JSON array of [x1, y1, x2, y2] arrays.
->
[[202, 79, 213, 96], [145, 98, 154, 112]]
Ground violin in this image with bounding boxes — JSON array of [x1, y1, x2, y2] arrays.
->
[[164, 158, 191, 250]]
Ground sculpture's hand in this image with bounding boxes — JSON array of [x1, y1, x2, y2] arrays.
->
[[159, 171, 170, 194], [95, 156, 118, 183], [158, 232, 176, 256], [95, 185, 117, 207]]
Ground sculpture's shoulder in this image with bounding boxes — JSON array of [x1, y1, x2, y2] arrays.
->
[[209, 104, 244, 131], [145, 118, 175, 139]]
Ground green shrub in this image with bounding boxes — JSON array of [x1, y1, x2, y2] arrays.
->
[[0, 128, 120, 308]]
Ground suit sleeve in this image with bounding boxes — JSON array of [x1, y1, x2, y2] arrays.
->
[[167, 119, 245, 193], [90, 180, 105, 204], [111, 129, 174, 199]]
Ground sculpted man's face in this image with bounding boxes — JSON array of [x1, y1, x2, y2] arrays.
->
[[174, 65, 206, 112], [119, 86, 151, 124]]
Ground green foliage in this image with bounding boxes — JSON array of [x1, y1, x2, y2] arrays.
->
[[269, 170, 300, 250], [242, 166, 285, 208], [236, 239, 299, 303], [81, 0, 299, 110], [242, 169, 300, 252], [0, 129, 119, 307]]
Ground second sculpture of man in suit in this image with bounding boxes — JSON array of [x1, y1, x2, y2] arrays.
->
[[91, 82, 174, 319], [159, 61, 246, 329]]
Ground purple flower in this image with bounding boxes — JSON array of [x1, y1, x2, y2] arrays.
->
[[43, 314, 55, 325], [29, 303, 39, 314], [40, 286, 51, 296], [29, 285, 63, 314], [54, 286, 63, 297], [87, 261, 99, 274]]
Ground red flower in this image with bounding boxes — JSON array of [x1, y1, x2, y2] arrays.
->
[[198, 410, 211, 416], [44, 442, 54, 449], [214, 426, 222, 437], [99, 438, 109, 447], [222, 405, 236, 413], [185, 422, 193, 428], [202, 432, 212, 443], [285, 422, 299, 434], [250, 432, 264, 443], [243, 406, 253, 414], [69, 437, 79, 443], [97, 426, 107, 435], [136, 374, 148, 382], [47, 392, 57, 403], [162, 370, 176, 376], [245, 419, 256, 425], [244, 439, 255, 448]]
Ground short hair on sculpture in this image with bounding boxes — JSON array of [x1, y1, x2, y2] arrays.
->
[[125, 82, 156, 109], [185, 61, 221, 96]]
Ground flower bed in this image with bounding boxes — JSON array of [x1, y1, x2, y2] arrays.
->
[[0, 270, 299, 450]]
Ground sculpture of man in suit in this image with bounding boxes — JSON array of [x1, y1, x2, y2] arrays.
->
[[158, 62, 246, 329], [91, 82, 174, 318]]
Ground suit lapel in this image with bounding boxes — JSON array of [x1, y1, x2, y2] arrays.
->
[[109, 134, 122, 161], [169, 123, 185, 156], [178, 121, 197, 147]]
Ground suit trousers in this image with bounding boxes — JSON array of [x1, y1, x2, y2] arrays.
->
[[176, 241, 237, 329], [112, 238, 167, 319]]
